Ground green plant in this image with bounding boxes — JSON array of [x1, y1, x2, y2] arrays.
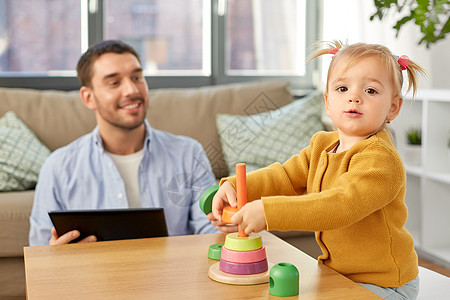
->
[[406, 128, 422, 145], [370, 0, 450, 48]]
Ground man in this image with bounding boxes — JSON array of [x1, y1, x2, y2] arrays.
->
[[29, 40, 217, 246]]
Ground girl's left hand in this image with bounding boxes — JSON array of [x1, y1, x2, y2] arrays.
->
[[230, 200, 266, 235]]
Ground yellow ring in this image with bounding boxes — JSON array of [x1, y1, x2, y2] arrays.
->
[[224, 232, 262, 251]]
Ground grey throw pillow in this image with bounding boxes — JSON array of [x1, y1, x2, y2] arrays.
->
[[216, 91, 324, 175], [0, 111, 50, 191]]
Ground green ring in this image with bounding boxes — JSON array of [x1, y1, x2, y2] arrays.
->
[[199, 185, 219, 215], [224, 232, 262, 251], [208, 243, 224, 260]]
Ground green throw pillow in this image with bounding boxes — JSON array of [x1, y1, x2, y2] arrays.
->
[[216, 91, 325, 175], [0, 111, 51, 191]]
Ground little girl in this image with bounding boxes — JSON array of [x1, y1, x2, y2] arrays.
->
[[208, 41, 427, 299]]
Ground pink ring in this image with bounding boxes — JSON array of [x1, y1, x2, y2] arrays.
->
[[219, 258, 268, 275], [221, 246, 267, 264]]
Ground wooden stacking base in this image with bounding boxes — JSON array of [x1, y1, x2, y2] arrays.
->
[[208, 262, 274, 285]]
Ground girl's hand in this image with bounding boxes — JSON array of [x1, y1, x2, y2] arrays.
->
[[230, 200, 266, 235], [211, 181, 237, 222], [207, 212, 239, 233]]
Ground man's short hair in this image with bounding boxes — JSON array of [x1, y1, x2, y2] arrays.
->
[[76, 40, 141, 87]]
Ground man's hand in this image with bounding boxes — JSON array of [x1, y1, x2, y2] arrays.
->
[[230, 200, 266, 235], [49, 227, 97, 245]]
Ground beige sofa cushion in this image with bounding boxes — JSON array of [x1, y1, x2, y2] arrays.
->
[[147, 80, 293, 178], [0, 88, 97, 152], [0, 80, 292, 179]]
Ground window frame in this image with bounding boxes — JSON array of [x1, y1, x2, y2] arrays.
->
[[0, 0, 319, 91]]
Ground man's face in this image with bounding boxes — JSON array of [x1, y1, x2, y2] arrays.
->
[[87, 52, 148, 131]]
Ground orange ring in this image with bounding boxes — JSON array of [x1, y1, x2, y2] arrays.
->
[[222, 206, 238, 223]]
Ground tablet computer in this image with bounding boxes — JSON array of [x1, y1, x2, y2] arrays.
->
[[49, 208, 168, 243]]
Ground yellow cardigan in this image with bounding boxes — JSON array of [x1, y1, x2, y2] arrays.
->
[[222, 130, 418, 287]]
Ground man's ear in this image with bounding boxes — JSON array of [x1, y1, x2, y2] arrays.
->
[[80, 86, 97, 111], [388, 95, 403, 122]]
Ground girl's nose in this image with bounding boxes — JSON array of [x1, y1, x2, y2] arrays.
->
[[348, 95, 360, 103]]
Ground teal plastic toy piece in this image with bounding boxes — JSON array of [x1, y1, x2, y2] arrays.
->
[[199, 185, 219, 215], [269, 263, 299, 297]]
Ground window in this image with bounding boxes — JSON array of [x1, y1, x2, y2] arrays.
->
[[104, 0, 209, 75], [226, 0, 306, 76], [0, 0, 318, 90], [0, 0, 81, 74]]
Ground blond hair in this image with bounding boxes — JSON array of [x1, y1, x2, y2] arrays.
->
[[308, 41, 427, 97]]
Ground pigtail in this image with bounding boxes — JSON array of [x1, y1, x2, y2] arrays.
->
[[307, 40, 345, 62], [404, 60, 428, 97]]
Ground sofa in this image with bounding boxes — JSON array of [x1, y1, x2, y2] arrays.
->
[[0, 80, 325, 298]]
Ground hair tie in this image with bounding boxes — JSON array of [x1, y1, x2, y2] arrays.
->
[[397, 55, 410, 70], [328, 48, 339, 55]]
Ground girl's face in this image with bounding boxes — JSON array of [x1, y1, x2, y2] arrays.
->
[[324, 55, 402, 142]]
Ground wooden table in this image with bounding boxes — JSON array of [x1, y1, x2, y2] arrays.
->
[[24, 231, 380, 299]]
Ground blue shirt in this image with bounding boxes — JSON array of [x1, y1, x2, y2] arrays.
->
[[29, 120, 218, 246]]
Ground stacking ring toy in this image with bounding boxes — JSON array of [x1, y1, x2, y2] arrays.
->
[[219, 258, 268, 275], [199, 185, 219, 215], [221, 206, 238, 223], [220, 246, 266, 264], [208, 243, 224, 260], [224, 232, 262, 252]]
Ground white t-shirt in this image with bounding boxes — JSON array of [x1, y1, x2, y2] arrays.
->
[[106, 149, 144, 208]]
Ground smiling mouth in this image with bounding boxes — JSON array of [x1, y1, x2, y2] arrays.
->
[[122, 103, 140, 109]]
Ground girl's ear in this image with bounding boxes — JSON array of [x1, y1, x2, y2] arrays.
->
[[324, 91, 331, 117], [388, 95, 403, 122], [80, 86, 97, 110]]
